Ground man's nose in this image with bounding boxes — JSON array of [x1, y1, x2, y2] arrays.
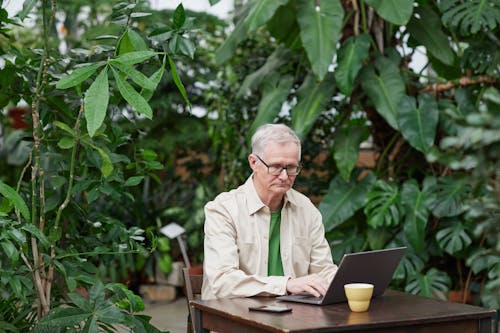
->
[[278, 168, 288, 179]]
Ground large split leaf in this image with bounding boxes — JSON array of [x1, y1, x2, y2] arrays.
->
[[365, 0, 414, 25], [407, 5, 455, 66], [405, 268, 451, 299], [333, 124, 370, 181], [334, 34, 371, 96], [430, 177, 470, 217], [296, 0, 344, 80], [364, 180, 402, 228], [247, 74, 293, 140], [397, 93, 438, 153], [84, 68, 109, 137], [291, 73, 335, 140], [436, 222, 472, 255], [360, 56, 405, 130], [440, 0, 500, 35], [319, 172, 376, 231]]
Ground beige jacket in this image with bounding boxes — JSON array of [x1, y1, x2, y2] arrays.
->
[[202, 175, 337, 300]]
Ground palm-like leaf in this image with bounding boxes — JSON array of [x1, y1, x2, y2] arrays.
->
[[462, 41, 500, 76], [360, 56, 405, 130], [466, 248, 500, 275], [393, 251, 425, 281], [334, 34, 371, 96], [397, 94, 439, 153], [440, 0, 500, 35], [364, 180, 402, 228], [429, 177, 470, 217], [405, 268, 451, 300], [319, 172, 376, 232], [296, 0, 344, 80], [436, 222, 472, 255]]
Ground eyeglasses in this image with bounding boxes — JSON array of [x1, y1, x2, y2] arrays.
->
[[255, 155, 302, 176]]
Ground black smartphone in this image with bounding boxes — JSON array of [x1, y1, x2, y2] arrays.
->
[[248, 305, 292, 313]]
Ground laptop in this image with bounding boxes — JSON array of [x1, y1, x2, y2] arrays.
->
[[276, 247, 406, 305]]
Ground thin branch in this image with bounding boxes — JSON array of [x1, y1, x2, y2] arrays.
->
[[351, 0, 359, 36], [422, 75, 497, 94]]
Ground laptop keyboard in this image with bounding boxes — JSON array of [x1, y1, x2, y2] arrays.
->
[[294, 294, 323, 301]]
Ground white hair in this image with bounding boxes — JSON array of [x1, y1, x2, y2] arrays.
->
[[251, 124, 301, 158]]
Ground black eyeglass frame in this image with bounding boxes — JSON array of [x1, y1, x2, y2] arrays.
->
[[254, 154, 302, 176]]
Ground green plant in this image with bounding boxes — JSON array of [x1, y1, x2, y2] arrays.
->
[[0, 0, 193, 331]]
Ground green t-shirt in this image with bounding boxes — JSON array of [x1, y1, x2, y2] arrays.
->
[[268, 209, 284, 276]]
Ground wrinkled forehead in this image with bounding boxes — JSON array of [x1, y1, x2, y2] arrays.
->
[[262, 141, 301, 161]]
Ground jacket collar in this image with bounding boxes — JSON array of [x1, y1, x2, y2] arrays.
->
[[243, 175, 298, 215]]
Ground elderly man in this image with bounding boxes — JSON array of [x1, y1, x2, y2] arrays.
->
[[202, 123, 337, 300]]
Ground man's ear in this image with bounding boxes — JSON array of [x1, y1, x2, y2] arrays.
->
[[248, 154, 257, 171]]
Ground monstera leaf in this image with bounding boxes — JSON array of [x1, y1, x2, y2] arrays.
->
[[436, 222, 472, 255], [296, 0, 344, 80], [364, 0, 414, 25], [364, 180, 402, 228], [440, 0, 500, 35], [360, 56, 405, 130], [291, 73, 335, 140], [334, 34, 371, 96], [319, 172, 376, 232], [405, 268, 451, 300], [394, 251, 425, 281], [430, 177, 471, 217], [397, 94, 439, 153], [407, 5, 455, 66]]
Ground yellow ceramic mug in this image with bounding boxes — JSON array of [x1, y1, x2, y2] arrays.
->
[[344, 283, 374, 312]]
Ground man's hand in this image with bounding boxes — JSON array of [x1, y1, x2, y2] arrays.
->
[[286, 274, 329, 297]]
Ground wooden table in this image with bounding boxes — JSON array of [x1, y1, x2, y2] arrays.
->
[[191, 290, 497, 333]]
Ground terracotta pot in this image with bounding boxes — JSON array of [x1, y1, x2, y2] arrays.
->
[[8, 107, 30, 129], [188, 264, 203, 275], [448, 289, 473, 304]]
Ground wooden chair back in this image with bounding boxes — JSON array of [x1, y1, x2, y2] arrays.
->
[[182, 267, 203, 333]]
